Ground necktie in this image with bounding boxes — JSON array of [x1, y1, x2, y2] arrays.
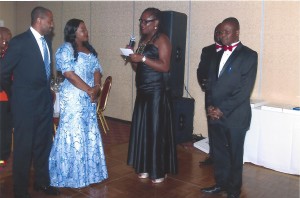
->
[[41, 37, 50, 79], [223, 43, 239, 51]]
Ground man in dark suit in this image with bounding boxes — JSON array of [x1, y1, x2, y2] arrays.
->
[[197, 23, 222, 165], [0, 6, 59, 198], [201, 17, 258, 198]]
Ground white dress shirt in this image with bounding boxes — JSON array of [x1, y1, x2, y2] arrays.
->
[[218, 41, 240, 77], [30, 27, 50, 62]]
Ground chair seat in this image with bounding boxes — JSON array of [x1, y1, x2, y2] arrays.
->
[[53, 117, 59, 126]]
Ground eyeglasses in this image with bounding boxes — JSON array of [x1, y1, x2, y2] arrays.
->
[[139, 18, 157, 25]]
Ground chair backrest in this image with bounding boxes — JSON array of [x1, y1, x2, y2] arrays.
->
[[51, 90, 56, 104], [97, 76, 112, 113]]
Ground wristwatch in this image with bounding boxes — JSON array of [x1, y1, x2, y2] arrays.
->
[[142, 56, 146, 63]]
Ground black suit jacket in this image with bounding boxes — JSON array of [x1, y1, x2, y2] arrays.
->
[[206, 42, 258, 129], [197, 44, 216, 91], [0, 29, 53, 119]]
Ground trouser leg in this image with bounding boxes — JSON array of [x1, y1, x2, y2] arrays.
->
[[0, 102, 13, 161]]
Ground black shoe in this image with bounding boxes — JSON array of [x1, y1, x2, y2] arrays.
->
[[201, 185, 226, 194], [34, 185, 60, 195], [199, 156, 213, 165], [14, 192, 31, 198], [227, 193, 240, 198]]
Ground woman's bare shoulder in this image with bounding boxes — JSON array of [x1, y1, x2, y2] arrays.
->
[[154, 33, 171, 47]]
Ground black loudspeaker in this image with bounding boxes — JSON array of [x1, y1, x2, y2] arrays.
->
[[161, 11, 187, 98], [172, 97, 194, 144]]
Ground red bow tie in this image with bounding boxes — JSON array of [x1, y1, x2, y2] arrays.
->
[[223, 43, 239, 51], [215, 45, 222, 50]]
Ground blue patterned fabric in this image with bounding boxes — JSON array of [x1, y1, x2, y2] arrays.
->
[[49, 43, 108, 188]]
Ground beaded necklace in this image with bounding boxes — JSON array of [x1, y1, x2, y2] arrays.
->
[[136, 33, 158, 54]]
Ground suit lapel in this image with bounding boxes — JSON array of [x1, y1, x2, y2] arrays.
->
[[214, 51, 223, 79], [27, 29, 44, 62], [218, 43, 243, 78], [26, 29, 49, 79]]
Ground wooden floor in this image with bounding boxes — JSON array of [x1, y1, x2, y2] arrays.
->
[[0, 117, 299, 198]]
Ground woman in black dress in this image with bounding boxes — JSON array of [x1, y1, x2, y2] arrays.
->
[[127, 7, 177, 183]]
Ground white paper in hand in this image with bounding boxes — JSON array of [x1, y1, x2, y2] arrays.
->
[[120, 48, 134, 56]]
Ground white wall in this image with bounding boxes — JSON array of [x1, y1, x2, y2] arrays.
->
[[1, 1, 299, 137]]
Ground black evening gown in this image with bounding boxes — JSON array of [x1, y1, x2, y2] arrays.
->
[[127, 44, 177, 180]]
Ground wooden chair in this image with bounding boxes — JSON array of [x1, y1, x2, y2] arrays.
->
[[97, 76, 112, 134]]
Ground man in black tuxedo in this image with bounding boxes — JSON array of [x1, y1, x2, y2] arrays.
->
[[197, 23, 222, 165], [0, 6, 59, 198], [201, 17, 258, 198]]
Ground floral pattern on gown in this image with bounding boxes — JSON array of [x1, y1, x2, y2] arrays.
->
[[49, 43, 108, 188]]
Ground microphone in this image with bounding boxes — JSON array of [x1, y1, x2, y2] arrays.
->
[[124, 35, 135, 62], [129, 35, 136, 48]]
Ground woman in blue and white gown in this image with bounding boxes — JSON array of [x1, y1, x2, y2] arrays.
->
[[49, 18, 108, 188]]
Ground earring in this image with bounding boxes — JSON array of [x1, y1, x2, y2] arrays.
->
[[154, 26, 157, 30]]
